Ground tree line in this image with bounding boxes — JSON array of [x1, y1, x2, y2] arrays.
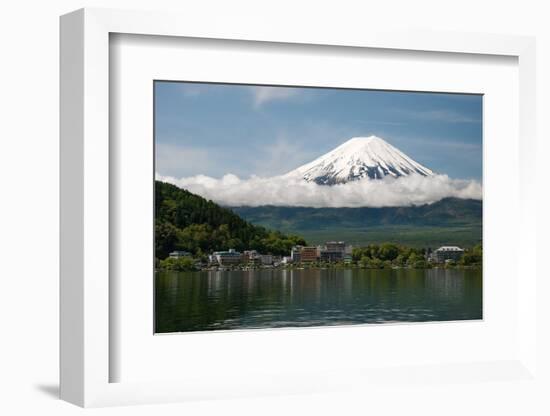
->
[[352, 242, 482, 269]]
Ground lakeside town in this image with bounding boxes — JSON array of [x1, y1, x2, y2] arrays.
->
[[157, 240, 482, 272]]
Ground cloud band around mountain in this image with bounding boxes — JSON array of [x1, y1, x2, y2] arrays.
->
[[156, 173, 482, 208]]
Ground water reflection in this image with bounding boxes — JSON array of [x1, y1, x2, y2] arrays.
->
[[155, 268, 482, 333]]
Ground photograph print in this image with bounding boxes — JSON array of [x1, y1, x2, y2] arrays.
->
[[154, 82, 483, 333]]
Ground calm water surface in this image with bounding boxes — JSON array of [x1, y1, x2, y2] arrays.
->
[[155, 268, 482, 333]]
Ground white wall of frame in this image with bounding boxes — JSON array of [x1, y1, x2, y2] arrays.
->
[[111, 33, 519, 385]]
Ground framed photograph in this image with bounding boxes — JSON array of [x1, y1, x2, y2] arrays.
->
[[60, 8, 538, 407], [153, 81, 484, 334]]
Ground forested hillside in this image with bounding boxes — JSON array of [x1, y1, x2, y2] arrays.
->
[[155, 181, 306, 259]]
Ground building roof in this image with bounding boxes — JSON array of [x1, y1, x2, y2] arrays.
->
[[435, 246, 464, 252]]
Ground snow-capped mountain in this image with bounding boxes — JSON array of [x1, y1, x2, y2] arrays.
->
[[284, 135, 434, 185]]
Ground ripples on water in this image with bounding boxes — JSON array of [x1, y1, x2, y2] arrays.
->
[[155, 268, 482, 333]]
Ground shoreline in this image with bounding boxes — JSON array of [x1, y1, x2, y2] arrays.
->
[[156, 264, 482, 273]]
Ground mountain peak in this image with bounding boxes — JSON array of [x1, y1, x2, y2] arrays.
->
[[336, 135, 396, 153], [346, 135, 385, 144], [285, 135, 434, 185]]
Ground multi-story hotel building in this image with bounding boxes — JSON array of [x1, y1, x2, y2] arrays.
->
[[325, 241, 346, 253], [299, 246, 319, 262]]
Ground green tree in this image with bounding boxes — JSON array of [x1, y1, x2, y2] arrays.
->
[[366, 257, 384, 269], [366, 244, 380, 259], [472, 243, 482, 256], [413, 259, 430, 269], [379, 243, 399, 261], [458, 243, 482, 266], [393, 254, 406, 267], [159, 257, 197, 271], [155, 221, 179, 259], [352, 247, 366, 262], [407, 252, 419, 267], [359, 255, 370, 268]]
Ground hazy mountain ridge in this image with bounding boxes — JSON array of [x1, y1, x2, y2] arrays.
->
[[230, 198, 482, 247], [231, 198, 481, 230]]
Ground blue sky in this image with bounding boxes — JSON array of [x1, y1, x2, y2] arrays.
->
[[155, 81, 482, 181]]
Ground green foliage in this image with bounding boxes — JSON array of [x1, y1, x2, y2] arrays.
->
[[393, 254, 407, 267], [155, 221, 180, 259], [472, 243, 482, 256], [353, 243, 429, 268], [368, 258, 384, 269], [378, 243, 400, 261], [352, 244, 380, 261], [352, 247, 364, 262], [352, 242, 479, 270], [407, 252, 419, 265], [159, 257, 197, 271], [359, 256, 385, 269], [155, 181, 307, 259], [413, 259, 430, 269], [460, 243, 482, 266], [445, 260, 457, 268]]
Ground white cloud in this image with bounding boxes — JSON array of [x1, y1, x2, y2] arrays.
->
[[252, 86, 299, 108], [156, 173, 482, 208]]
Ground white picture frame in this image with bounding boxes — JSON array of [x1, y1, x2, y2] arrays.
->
[[60, 7, 538, 408]]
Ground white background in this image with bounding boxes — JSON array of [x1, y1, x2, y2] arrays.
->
[[1, 1, 549, 415]]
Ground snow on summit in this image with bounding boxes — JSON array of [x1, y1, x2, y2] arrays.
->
[[284, 136, 434, 185]]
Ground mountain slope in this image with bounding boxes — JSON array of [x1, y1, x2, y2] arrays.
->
[[231, 198, 482, 247], [284, 135, 434, 185]]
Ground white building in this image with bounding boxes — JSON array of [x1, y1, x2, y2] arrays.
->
[[432, 246, 464, 263], [169, 250, 191, 258], [291, 246, 302, 262], [282, 256, 293, 264], [211, 248, 242, 266]]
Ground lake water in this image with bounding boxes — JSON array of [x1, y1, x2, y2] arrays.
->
[[155, 268, 482, 333]]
